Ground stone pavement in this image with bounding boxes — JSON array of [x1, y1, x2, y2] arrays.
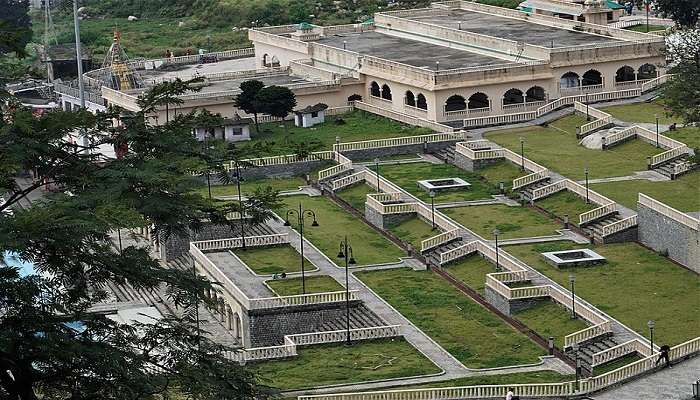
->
[[205, 251, 274, 298], [592, 356, 700, 400], [486, 229, 590, 246]]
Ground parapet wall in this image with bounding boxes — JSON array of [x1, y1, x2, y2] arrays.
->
[[638, 203, 700, 273]]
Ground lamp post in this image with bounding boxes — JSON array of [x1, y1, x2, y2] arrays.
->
[[429, 190, 436, 230], [233, 161, 246, 250], [436, 61, 439, 72], [519, 136, 525, 171], [584, 166, 590, 204], [645, 0, 650, 32], [337, 236, 357, 345], [343, 40, 347, 50], [647, 320, 655, 354], [569, 273, 577, 319], [284, 203, 319, 294], [585, 92, 590, 121], [493, 228, 500, 271], [655, 114, 660, 148], [457, 20, 462, 30], [374, 157, 380, 193], [573, 343, 580, 390], [117, 228, 123, 254]]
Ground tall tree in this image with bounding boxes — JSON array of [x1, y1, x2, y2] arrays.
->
[[233, 80, 265, 133], [653, 0, 700, 28], [0, 0, 31, 58], [663, 29, 700, 124], [255, 85, 297, 135]]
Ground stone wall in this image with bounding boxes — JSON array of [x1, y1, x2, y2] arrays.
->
[[453, 150, 504, 172], [638, 203, 700, 273], [343, 140, 460, 161], [159, 220, 249, 261], [248, 300, 362, 346], [484, 286, 548, 316], [600, 226, 638, 244], [364, 206, 415, 230], [196, 160, 333, 185]]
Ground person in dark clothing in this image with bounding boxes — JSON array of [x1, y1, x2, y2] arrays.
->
[[656, 345, 672, 368]]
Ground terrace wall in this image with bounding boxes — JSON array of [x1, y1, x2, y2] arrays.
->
[[638, 203, 700, 273], [343, 140, 460, 161], [484, 286, 547, 316], [452, 150, 503, 172], [159, 220, 247, 261]]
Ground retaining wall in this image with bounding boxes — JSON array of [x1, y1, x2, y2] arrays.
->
[[638, 203, 700, 273], [160, 220, 247, 261], [342, 140, 460, 161]]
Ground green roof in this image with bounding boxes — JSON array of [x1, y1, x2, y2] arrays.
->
[[297, 22, 313, 31], [520, 6, 533, 14], [607, 0, 626, 9]]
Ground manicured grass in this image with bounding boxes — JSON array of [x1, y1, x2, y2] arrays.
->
[[266, 275, 343, 296], [374, 163, 500, 203], [478, 160, 529, 192], [625, 24, 668, 33], [443, 254, 497, 294], [395, 370, 574, 390], [356, 268, 545, 368], [337, 183, 375, 212], [252, 338, 441, 390], [503, 242, 700, 345], [593, 353, 642, 376], [600, 102, 674, 125], [278, 196, 405, 265], [387, 217, 437, 251], [252, 111, 433, 155], [513, 300, 589, 349], [486, 115, 660, 179], [666, 126, 700, 149], [443, 204, 561, 239], [535, 191, 596, 223], [591, 172, 700, 212], [233, 245, 309, 275], [197, 176, 306, 198]]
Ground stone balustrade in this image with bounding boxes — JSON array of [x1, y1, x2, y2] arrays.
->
[[591, 339, 653, 367], [639, 194, 700, 231], [333, 132, 465, 152], [564, 321, 614, 349]]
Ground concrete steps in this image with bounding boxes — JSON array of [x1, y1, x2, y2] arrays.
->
[[319, 304, 386, 332], [435, 145, 456, 163], [565, 336, 620, 375], [653, 155, 696, 179], [582, 213, 624, 243], [519, 178, 553, 201], [424, 239, 465, 268]]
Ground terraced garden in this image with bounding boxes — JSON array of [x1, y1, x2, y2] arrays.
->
[[233, 245, 312, 275], [443, 204, 562, 239], [266, 275, 343, 296], [513, 300, 588, 349], [387, 217, 437, 251], [534, 191, 597, 223], [591, 171, 700, 212]]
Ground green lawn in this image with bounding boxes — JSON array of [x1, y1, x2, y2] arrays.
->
[[337, 183, 375, 212], [252, 338, 441, 390], [233, 245, 310, 275], [278, 196, 405, 265], [252, 111, 433, 156], [513, 300, 589, 349], [442, 254, 498, 294], [356, 268, 546, 368], [666, 126, 700, 149], [266, 275, 343, 296], [593, 353, 643, 376], [591, 172, 700, 212], [478, 160, 529, 192], [443, 204, 561, 239], [625, 24, 668, 33], [373, 163, 501, 203], [197, 176, 306, 198], [600, 102, 674, 125], [394, 370, 574, 389], [387, 217, 437, 251], [535, 191, 596, 223], [486, 115, 660, 179], [504, 242, 700, 345]]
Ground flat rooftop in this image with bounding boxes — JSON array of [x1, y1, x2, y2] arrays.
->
[[408, 9, 623, 48], [314, 31, 511, 70], [140, 57, 256, 81]]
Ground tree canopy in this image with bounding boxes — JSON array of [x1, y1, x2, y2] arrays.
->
[[663, 30, 700, 124], [234, 79, 265, 132], [653, 0, 700, 28]]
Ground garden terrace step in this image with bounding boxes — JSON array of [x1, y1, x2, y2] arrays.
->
[[582, 213, 626, 242], [652, 155, 696, 179], [519, 179, 553, 201], [319, 304, 386, 332], [565, 335, 620, 374], [435, 145, 456, 163], [424, 239, 465, 267]]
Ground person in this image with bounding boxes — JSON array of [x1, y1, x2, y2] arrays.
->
[[669, 123, 677, 131], [505, 388, 520, 400], [656, 345, 672, 368]]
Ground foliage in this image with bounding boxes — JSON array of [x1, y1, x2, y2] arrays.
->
[[255, 85, 297, 124], [234, 80, 265, 133], [0, 0, 31, 58], [663, 30, 700, 124], [653, 0, 700, 27]]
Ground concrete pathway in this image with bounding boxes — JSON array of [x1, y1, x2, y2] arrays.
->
[[579, 170, 669, 184], [592, 357, 700, 400], [202, 251, 274, 298], [435, 195, 520, 209], [486, 229, 590, 246]]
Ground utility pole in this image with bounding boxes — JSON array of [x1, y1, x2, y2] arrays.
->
[[73, 0, 85, 110]]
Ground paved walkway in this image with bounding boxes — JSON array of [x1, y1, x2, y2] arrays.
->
[[592, 357, 700, 400], [205, 251, 274, 298], [579, 170, 669, 184], [486, 229, 590, 246]]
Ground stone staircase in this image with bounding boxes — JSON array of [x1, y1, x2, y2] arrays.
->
[[518, 178, 553, 202], [652, 155, 696, 179], [581, 213, 625, 243], [423, 238, 466, 268], [319, 304, 386, 332], [565, 335, 620, 376], [434, 145, 456, 163]]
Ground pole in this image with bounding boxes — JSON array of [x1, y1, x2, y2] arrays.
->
[[236, 162, 246, 250], [571, 279, 577, 319], [344, 236, 351, 346], [520, 138, 525, 171], [299, 203, 306, 295], [495, 234, 499, 270], [73, 0, 85, 110], [585, 92, 590, 121], [650, 327, 654, 354], [585, 168, 589, 204], [655, 116, 660, 147], [646, 0, 649, 33], [375, 159, 380, 193], [431, 196, 436, 230], [206, 173, 212, 200], [117, 228, 122, 254]]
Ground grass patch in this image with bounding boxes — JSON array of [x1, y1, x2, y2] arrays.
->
[[233, 245, 308, 275], [278, 196, 405, 265], [337, 183, 375, 212], [443, 204, 561, 239], [355, 268, 545, 368], [486, 115, 660, 179], [387, 217, 437, 251], [395, 370, 574, 390], [373, 163, 500, 203], [600, 102, 674, 125], [266, 275, 343, 296], [513, 300, 589, 348], [666, 126, 700, 149], [590, 172, 700, 212], [625, 24, 668, 32], [593, 353, 642, 376], [252, 338, 440, 390], [535, 191, 596, 223], [478, 160, 529, 192], [252, 111, 433, 156], [443, 254, 497, 295], [503, 242, 700, 345], [197, 176, 306, 199]]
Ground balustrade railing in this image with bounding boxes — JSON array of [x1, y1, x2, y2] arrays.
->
[[438, 240, 478, 265], [333, 132, 464, 152], [564, 321, 613, 349], [192, 234, 289, 251], [639, 193, 700, 231], [591, 339, 651, 367], [420, 228, 460, 252], [579, 203, 617, 225], [331, 171, 367, 191], [250, 290, 359, 309], [600, 215, 638, 237]]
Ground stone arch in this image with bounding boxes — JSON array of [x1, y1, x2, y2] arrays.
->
[[560, 71, 580, 88], [370, 81, 380, 97], [526, 86, 546, 102], [270, 55, 280, 67], [226, 305, 234, 331], [348, 94, 362, 102], [262, 53, 269, 67], [445, 94, 466, 112], [381, 84, 392, 100], [405, 90, 416, 107], [218, 298, 226, 322], [582, 69, 602, 86], [503, 88, 525, 105], [233, 312, 241, 339], [468, 92, 489, 109], [416, 93, 427, 110], [638, 63, 657, 80], [615, 65, 636, 82]]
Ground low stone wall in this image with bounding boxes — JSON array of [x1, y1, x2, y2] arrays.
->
[[452, 150, 503, 172], [248, 300, 362, 347], [159, 220, 248, 261], [343, 140, 460, 161], [364, 206, 415, 230], [638, 203, 700, 273], [484, 286, 548, 316], [600, 226, 638, 244]]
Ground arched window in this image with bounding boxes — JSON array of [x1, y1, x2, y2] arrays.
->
[[270, 55, 280, 67], [560, 71, 580, 88], [503, 88, 524, 105], [638, 63, 657, 80], [348, 94, 362, 102], [226, 306, 233, 330], [445, 95, 466, 112], [233, 312, 241, 339], [381, 84, 392, 100], [416, 93, 427, 110], [526, 86, 546, 102], [405, 91, 416, 107], [468, 92, 489, 109], [615, 66, 636, 83], [370, 82, 380, 97], [262, 54, 269, 67], [582, 69, 602, 86]]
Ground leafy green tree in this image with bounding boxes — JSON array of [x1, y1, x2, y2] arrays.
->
[[663, 29, 700, 124], [0, 0, 31, 58], [255, 85, 297, 135], [653, 0, 700, 27], [234, 80, 265, 133]]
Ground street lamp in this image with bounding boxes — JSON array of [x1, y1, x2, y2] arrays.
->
[[343, 40, 347, 50], [429, 190, 436, 230], [584, 166, 590, 204], [519, 136, 525, 171], [573, 342, 580, 390], [569, 273, 577, 320], [436, 61, 439, 72], [457, 20, 462, 30], [655, 114, 660, 148], [233, 161, 247, 250], [647, 320, 655, 354], [284, 203, 319, 294], [117, 228, 123, 254], [645, 0, 650, 32], [374, 157, 380, 193], [337, 236, 357, 345], [585, 92, 590, 121], [493, 228, 500, 270]]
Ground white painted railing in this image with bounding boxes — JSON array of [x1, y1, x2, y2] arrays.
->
[[601, 215, 638, 237], [420, 228, 460, 252], [651, 146, 688, 168], [333, 132, 464, 152], [416, 203, 459, 232], [250, 290, 359, 309], [591, 339, 652, 367], [438, 240, 479, 265], [564, 321, 613, 349], [318, 151, 353, 181], [603, 126, 637, 147], [639, 193, 700, 231], [190, 242, 251, 309], [513, 170, 550, 190], [192, 234, 289, 251], [579, 202, 617, 225], [331, 170, 367, 191], [462, 140, 491, 150], [531, 180, 567, 201], [547, 285, 607, 326], [354, 101, 454, 132], [230, 151, 335, 170], [533, 179, 614, 208]]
